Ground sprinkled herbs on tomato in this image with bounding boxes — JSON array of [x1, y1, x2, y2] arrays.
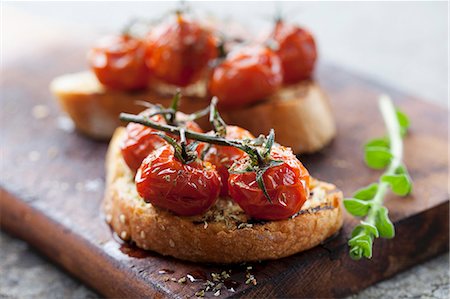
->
[[228, 146, 310, 220], [121, 108, 203, 172], [202, 126, 255, 196], [135, 144, 221, 216]]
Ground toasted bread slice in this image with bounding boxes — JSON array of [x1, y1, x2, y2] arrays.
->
[[51, 71, 335, 153], [103, 128, 343, 263]]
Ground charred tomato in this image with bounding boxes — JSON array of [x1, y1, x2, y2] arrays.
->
[[202, 126, 255, 196], [228, 146, 310, 220], [135, 144, 221, 216], [121, 109, 203, 172]]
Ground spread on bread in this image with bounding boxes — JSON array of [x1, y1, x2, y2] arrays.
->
[[51, 11, 335, 153], [103, 96, 343, 263]]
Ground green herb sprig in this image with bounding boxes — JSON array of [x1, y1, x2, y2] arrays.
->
[[344, 95, 412, 260]]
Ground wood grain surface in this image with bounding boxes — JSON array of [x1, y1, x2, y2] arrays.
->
[[0, 45, 448, 298]]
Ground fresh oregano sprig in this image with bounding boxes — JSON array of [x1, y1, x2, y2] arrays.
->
[[344, 95, 412, 260]]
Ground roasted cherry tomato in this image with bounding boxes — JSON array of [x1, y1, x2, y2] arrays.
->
[[136, 144, 221, 216], [209, 45, 282, 109], [146, 14, 218, 87], [271, 20, 317, 84], [88, 34, 150, 90], [228, 146, 310, 220], [121, 109, 203, 172], [202, 126, 255, 196]]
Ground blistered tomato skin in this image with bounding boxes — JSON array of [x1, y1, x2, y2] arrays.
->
[[209, 46, 283, 109], [202, 126, 255, 196], [228, 146, 310, 220], [88, 35, 150, 90], [271, 21, 317, 84], [121, 109, 203, 172], [136, 145, 221, 216], [146, 15, 218, 87]]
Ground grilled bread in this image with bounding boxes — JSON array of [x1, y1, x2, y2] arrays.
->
[[103, 128, 343, 263], [51, 71, 335, 153]]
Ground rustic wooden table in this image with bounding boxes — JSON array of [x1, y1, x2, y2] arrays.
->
[[1, 2, 448, 298]]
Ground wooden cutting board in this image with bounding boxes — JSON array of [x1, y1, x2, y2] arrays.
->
[[0, 45, 448, 298]]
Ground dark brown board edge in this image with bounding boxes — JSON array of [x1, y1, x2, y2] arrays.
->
[[1, 183, 448, 299], [232, 200, 449, 298], [0, 187, 169, 299]]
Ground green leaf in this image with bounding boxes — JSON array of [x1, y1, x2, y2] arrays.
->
[[349, 246, 363, 260], [359, 221, 379, 238], [365, 138, 389, 150], [264, 129, 275, 157], [375, 207, 395, 238], [256, 168, 272, 203], [396, 109, 410, 136], [351, 222, 379, 238], [364, 146, 393, 169], [344, 198, 371, 217], [348, 233, 373, 259], [353, 183, 379, 200], [381, 173, 412, 196]]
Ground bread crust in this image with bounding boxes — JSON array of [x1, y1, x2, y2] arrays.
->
[[103, 128, 343, 263], [51, 71, 335, 153]]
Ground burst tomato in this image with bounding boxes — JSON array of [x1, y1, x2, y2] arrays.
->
[[146, 14, 218, 87], [88, 34, 150, 90], [228, 146, 310, 220], [135, 144, 221, 216], [209, 45, 282, 109], [202, 126, 255, 196], [271, 20, 317, 84], [121, 109, 203, 172]]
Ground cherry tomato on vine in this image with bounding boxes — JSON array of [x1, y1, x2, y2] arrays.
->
[[135, 144, 221, 216], [209, 45, 282, 109], [202, 126, 255, 196], [228, 146, 310, 220], [146, 14, 218, 87], [270, 20, 317, 84], [88, 34, 150, 90], [121, 109, 203, 172]]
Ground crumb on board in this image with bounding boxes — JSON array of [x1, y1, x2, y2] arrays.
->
[[56, 116, 75, 133], [32, 105, 50, 119], [28, 151, 41, 162], [75, 179, 103, 192], [47, 147, 59, 158]]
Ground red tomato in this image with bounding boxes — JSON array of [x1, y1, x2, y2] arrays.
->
[[271, 21, 317, 84], [88, 34, 150, 90], [146, 14, 218, 86], [136, 144, 221, 216], [228, 146, 310, 220], [209, 45, 282, 109], [121, 109, 203, 172], [202, 126, 255, 196]]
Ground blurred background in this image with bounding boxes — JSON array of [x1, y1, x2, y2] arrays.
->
[[1, 1, 449, 298], [3, 1, 448, 106]]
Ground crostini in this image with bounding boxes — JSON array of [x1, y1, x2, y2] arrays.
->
[[50, 12, 335, 153], [103, 100, 343, 263]]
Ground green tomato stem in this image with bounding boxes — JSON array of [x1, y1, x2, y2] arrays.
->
[[120, 112, 266, 161]]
